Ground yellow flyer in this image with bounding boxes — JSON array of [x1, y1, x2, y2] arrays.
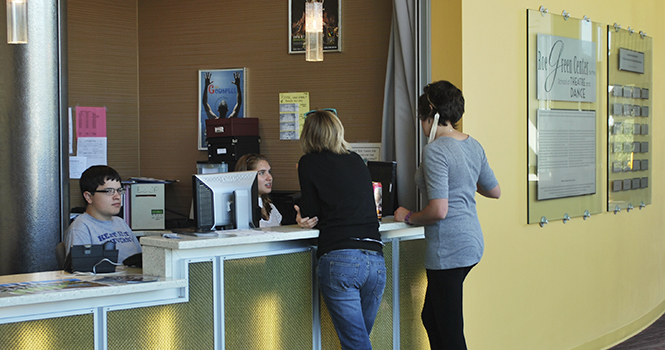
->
[[279, 92, 310, 140]]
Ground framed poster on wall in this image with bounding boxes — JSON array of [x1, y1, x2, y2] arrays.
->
[[289, 0, 341, 54], [198, 68, 246, 150], [526, 8, 604, 224]]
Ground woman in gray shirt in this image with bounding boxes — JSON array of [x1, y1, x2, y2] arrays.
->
[[395, 81, 501, 349]]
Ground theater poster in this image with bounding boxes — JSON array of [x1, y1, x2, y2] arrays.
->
[[198, 68, 246, 150], [289, 0, 341, 54]]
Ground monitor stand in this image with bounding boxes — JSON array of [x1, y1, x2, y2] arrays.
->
[[172, 227, 219, 237]]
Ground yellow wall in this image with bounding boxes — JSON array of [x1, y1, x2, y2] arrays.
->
[[430, 0, 462, 89], [432, 1, 665, 349]]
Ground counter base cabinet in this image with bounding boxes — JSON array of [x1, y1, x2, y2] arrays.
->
[[224, 251, 313, 349], [0, 313, 94, 350], [399, 239, 429, 350], [0, 223, 426, 349], [108, 262, 214, 350]]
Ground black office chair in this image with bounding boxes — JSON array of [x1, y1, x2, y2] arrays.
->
[[55, 242, 67, 270]]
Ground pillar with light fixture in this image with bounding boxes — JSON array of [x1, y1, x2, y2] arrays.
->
[[6, 0, 27, 44], [305, 0, 323, 61], [1, 0, 67, 274]]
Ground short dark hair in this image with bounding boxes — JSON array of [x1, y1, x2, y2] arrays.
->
[[419, 80, 465, 129], [79, 166, 122, 202]]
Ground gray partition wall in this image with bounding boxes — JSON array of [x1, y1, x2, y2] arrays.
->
[[0, 0, 68, 274]]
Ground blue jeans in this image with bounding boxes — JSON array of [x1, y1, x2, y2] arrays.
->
[[318, 249, 386, 350]]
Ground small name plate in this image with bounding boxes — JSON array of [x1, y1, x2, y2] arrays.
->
[[618, 48, 645, 74]]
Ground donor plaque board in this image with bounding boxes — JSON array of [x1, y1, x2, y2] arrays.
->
[[527, 9, 604, 225], [607, 26, 652, 212]]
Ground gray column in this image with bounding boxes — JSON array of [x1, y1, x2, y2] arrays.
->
[[0, 0, 68, 274]]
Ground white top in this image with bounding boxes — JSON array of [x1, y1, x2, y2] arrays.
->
[[258, 198, 282, 228], [0, 268, 185, 309], [140, 218, 418, 251]]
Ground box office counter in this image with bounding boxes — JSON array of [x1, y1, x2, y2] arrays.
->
[[140, 218, 421, 277], [1, 219, 428, 349], [0, 268, 186, 316], [137, 218, 428, 349], [0, 268, 188, 350]]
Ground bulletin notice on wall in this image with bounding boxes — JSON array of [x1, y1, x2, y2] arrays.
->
[[279, 92, 309, 140], [537, 109, 596, 200], [349, 143, 381, 162], [70, 106, 108, 179]]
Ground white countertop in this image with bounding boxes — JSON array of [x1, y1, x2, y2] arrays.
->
[[0, 267, 187, 309], [0, 220, 422, 318], [139, 218, 421, 250]]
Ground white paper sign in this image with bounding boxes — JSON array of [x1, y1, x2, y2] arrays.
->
[[349, 143, 381, 162], [69, 156, 87, 179], [536, 109, 596, 200], [77, 137, 107, 168], [537, 34, 597, 102]]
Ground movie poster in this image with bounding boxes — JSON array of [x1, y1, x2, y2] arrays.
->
[[198, 68, 246, 150], [289, 0, 341, 53]]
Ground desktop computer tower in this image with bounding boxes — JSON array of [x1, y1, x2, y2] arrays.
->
[[129, 183, 165, 230]]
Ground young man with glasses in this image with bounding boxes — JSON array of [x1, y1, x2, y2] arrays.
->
[[65, 165, 142, 264]]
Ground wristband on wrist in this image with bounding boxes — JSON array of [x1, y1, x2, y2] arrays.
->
[[404, 211, 413, 225]]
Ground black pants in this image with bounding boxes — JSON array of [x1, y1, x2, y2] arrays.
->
[[422, 265, 475, 350]]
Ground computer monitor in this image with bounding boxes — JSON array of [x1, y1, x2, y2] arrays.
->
[[192, 171, 260, 231], [367, 161, 398, 216]]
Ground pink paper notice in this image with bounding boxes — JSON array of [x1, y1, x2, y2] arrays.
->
[[76, 106, 106, 137]]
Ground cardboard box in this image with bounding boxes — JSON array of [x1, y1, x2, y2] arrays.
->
[[205, 118, 259, 138], [207, 136, 260, 163]]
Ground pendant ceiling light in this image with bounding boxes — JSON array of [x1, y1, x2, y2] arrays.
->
[[305, 0, 323, 62], [7, 0, 28, 44]]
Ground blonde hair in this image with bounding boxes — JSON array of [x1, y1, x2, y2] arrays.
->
[[299, 110, 350, 155]]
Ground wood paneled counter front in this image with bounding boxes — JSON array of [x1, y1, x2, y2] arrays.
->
[[1, 219, 428, 349]]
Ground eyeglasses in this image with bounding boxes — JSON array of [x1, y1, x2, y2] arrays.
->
[[91, 187, 126, 196], [304, 108, 337, 117]]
